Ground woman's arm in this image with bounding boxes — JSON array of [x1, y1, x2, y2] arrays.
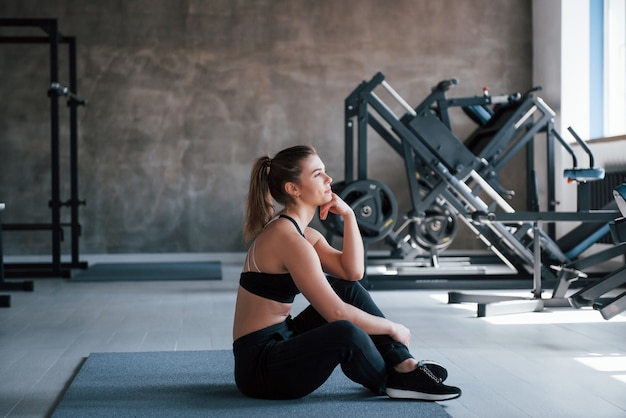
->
[[314, 193, 364, 281], [283, 236, 410, 346]]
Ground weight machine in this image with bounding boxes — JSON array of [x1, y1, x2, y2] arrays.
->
[[566, 184, 626, 320], [322, 72, 625, 318], [0, 18, 88, 279]]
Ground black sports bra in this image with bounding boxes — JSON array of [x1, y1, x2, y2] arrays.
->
[[239, 271, 300, 303], [239, 215, 304, 303]]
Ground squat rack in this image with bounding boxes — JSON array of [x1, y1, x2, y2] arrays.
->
[[0, 18, 87, 278]]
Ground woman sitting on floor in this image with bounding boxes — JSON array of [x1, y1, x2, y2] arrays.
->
[[232, 144, 461, 401]]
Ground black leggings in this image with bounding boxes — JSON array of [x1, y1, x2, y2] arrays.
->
[[232, 277, 413, 399]]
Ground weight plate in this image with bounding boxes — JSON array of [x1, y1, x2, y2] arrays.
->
[[321, 179, 397, 242], [410, 202, 458, 252]]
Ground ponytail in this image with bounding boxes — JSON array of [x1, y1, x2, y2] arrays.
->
[[244, 155, 274, 243], [243, 145, 317, 243]]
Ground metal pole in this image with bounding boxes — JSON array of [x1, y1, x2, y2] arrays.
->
[[48, 19, 61, 276], [0, 203, 5, 282], [344, 102, 354, 183], [381, 80, 417, 116], [357, 97, 368, 181], [547, 120, 556, 238], [68, 36, 81, 267], [533, 220, 542, 298]]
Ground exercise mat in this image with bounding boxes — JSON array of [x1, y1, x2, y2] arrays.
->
[[51, 350, 451, 418], [71, 261, 222, 282]]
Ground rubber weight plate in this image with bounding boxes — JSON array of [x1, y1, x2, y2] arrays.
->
[[410, 202, 458, 252], [321, 179, 397, 242]]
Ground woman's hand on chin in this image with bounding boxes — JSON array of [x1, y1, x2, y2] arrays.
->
[[319, 193, 353, 220]]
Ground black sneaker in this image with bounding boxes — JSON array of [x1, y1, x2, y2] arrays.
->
[[386, 363, 462, 401], [419, 360, 448, 382]]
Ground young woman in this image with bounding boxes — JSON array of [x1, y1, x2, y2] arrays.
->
[[232, 145, 461, 401]]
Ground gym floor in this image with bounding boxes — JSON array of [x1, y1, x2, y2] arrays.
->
[[1, 253, 625, 418]]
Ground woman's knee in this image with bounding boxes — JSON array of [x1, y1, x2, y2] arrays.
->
[[331, 280, 384, 316], [331, 279, 365, 300], [330, 320, 370, 344]]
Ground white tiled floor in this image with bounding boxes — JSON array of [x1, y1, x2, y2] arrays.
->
[[1, 254, 626, 417]]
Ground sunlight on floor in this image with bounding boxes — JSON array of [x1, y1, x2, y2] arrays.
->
[[428, 293, 626, 324], [575, 354, 626, 384], [429, 292, 476, 312], [481, 309, 626, 325], [614, 375, 626, 384]]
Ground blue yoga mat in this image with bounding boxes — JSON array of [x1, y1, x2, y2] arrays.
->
[[51, 350, 451, 417], [71, 261, 222, 281]]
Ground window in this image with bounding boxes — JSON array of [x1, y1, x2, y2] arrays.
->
[[603, 0, 626, 137]]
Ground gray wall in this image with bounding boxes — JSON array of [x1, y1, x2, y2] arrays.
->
[[0, 0, 532, 256]]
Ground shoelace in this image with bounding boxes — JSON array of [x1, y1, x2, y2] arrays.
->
[[419, 365, 443, 384]]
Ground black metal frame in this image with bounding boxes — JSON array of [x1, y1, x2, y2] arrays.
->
[[0, 204, 13, 307], [0, 18, 87, 278], [339, 73, 620, 299]]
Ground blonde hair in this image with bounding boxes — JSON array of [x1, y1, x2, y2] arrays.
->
[[243, 145, 317, 242]]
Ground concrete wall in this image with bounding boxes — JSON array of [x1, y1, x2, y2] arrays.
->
[[0, 0, 532, 256]]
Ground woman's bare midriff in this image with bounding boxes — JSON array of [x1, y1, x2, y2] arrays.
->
[[233, 286, 294, 341]]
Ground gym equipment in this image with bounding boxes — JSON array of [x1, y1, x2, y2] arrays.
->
[[0, 19, 88, 277], [327, 72, 623, 317], [322, 179, 397, 242], [1, 204, 11, 307], [410, 201, 458, 253], [566, 183, 626, 319], [0, 203, 33, 307]]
